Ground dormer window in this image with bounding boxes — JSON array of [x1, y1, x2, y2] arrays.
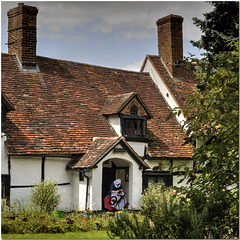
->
[[122, 116, 147, 138], [101, 92, 152, 140], [121, 104, 147, 140]]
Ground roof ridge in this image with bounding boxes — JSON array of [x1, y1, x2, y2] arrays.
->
[[146, 54, 160, 57], [36, 55, 149, 75]]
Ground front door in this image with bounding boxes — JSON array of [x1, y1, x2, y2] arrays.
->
[[102, 162, 116, 210]]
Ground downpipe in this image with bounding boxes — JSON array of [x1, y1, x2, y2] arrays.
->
[[83, 173, 89, 210]]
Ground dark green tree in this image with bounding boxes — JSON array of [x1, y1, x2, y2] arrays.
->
[[179, 2, 239, 238], [191, 1, 239, 55], [181, 42, 239, 238]]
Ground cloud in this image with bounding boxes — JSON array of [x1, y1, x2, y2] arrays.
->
[[116, 30, 154, 41], [1, 1, 213, 65], [39, 32, 86, 44], [2, 1, 213, 42], [121, 60, 143, 72], [70, 35, 87, 44], [39, 32, 66, 39]]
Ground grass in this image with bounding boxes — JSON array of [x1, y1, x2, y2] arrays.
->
[[2, 230, 112, 239]]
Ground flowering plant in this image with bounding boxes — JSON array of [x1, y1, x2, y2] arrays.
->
[[30, 178, 61, 212]]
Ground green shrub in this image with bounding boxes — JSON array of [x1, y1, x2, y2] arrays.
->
[[107, 184, 210, 239], [187, 187, 239, 239], [1, 210, 97, 234], [141, 183, 175, 216], [107, 211, 153, 239], [29, 178, 61, 212]]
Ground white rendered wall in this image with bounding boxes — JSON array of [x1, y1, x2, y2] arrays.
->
[[72, 171, 90, 211], [145, 159, 171, 171], [45, 157, 73, 211], [107, 115, 121, 136], [1, 133, 8, 175], [172, 160, 193, 171], [10, 156, 75, 210], [79, 178, 88, 210], [127, 141, 147, 157], [142, 59, 186, 127], [129, 159, 143, 209], [11, 156, 42, 186], [11, 188, 32, 206], [146, 159, 193, 172], [10, 156, 41, 205], [57, 185, 72, 211], [90, 167, 101, 211], [45, 157, 72, 183], [71, 172, 80, 210], [173, 175, 189, 187]]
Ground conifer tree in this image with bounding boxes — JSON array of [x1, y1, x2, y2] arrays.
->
[[191, 1, 239, 55]]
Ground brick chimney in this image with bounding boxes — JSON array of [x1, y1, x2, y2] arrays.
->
[[7, 3, 38, 71], [156, 15, 183, 78]]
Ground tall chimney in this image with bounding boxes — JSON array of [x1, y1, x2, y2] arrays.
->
[[156, 14, 183, 78], [7, 3, 38, 70]]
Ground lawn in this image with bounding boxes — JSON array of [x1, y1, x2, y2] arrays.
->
[[2, 230, 112, 239]]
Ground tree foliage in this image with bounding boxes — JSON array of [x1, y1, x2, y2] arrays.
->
[[178, 2, 239, 237], [181, 40, 239, 238], [191, 1, 239, 55]]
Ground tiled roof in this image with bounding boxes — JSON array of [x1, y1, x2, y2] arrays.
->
[[2, 92, 15, 111], [68, 137, 149, 169], [145, 55, 197, 111], [101, 92, 152, 118], [101, 92, 135, 115], [2, 53, 192, 158]]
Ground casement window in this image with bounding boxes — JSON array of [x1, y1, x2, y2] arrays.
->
[[121, 105, 147, 140], [148, 175, 171, 186], [79, 172, 84, 181], [143, 172, 173, 189]]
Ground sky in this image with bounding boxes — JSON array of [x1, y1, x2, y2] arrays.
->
[[1, 1, 213, 71]]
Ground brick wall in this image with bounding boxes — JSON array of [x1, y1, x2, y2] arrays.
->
[[7, 3, 38, 69], [156, 15, 183, 78], [121, 98, 147, 116]]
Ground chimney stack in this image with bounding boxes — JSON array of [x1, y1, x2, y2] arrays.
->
[[156, 15, 183, 78], [7, 3, 38, 71]]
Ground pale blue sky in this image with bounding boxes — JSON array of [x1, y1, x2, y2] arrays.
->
[[1, 1, 213, 71]]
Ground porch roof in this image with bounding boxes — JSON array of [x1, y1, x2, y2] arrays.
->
[[67, 137, 150, 170]]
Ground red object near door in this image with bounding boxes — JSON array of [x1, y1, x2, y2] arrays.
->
[[104, 195, 114, 211]]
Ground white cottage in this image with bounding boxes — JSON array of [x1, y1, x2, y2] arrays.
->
[[1, 4, 196, 211]]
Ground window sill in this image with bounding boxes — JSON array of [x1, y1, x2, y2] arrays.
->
[[124, 136, 148, 142]]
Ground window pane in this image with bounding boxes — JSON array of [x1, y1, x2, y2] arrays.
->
[[147, 175, 170, 187], [125, 119, 143, 137], [130, 105, 139, 115]]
